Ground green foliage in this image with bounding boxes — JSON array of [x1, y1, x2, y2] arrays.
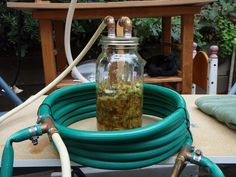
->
[[132, 17, 181, 45], [0, 0, 40, 57], [171, 16, 181, 42], [132, 18, 162, 43], [194, 0, 236, 58], [70, 19, 104, 59], [217, 16, 236, 56], [1, 0, 235, 59]]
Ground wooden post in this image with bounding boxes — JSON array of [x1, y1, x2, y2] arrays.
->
[[181, 15, 194, 94], [54, 21, 68, 72], [39, 20, 57, 88], [162, 17, 172, 55]]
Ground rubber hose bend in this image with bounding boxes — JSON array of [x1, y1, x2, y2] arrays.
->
[[1, 125, 43, 177], [1, 139, 14, 177], [199, 156, 225, 177]]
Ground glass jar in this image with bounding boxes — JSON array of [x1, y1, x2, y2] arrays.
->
[[96, 37, 145, 131]]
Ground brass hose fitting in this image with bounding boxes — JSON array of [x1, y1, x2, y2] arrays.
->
[[170, 145, 194, 177], [118, 16, 132, 38], [40, 117, 58, 137], [104, 16, 115, 38], [171, 145, 204, 177]]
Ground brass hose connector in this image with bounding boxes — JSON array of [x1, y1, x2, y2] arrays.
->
[[170, 145, 194, 177], [40, 117, 58, 137], [104, 16, 115, 38], [118, 16, 132, 38], [171, 145, 204, 177]]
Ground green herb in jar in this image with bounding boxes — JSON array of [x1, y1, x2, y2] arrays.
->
[[96, 80, 143, 131]]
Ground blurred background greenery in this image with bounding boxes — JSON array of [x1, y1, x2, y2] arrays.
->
[[0, 0, 235, 59]]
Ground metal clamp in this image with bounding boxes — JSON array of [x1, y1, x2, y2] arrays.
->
[[28, 126, 39, 145], [192, 149, 202, 163], [30, 136, 39, 145], [37, 115, 43, 124]]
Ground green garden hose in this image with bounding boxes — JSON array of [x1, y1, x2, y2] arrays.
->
[[1, 83, 225, 177], [37, 82, 192, 169], [1, 125, 42, 177], [199, 156, 225, 177]]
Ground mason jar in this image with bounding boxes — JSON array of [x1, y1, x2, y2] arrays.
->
[[96, 37, 145, 131]]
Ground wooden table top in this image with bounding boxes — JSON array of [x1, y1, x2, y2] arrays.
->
[[7, 0, 215, 10], [0, 94, 235, 167]]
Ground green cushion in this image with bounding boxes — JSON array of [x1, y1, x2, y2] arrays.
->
[[195, 96, 236, 130]]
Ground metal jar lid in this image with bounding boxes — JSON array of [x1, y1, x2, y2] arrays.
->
[[101, 37, 139, 46]]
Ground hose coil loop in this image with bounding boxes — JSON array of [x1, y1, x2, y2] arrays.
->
[[38, 83, 192, 169]]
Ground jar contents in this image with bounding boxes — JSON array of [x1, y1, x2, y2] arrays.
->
[[96, 16, 145, 131], [97, 80, 143, 131]]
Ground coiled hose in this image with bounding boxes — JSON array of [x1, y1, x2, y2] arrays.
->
[[38, 82, 192, 169], [1, 83, 225, 177]]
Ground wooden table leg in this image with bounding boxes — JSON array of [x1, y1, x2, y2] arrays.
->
[[162, 17, 172, 55], [162, 17, 182, 92], [181, 15, 194, 94], [39, 19, 57, 86], [54, 21, 68, 72]]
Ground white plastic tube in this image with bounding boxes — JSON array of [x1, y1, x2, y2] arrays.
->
[[65, 0, 88, 83], [52, 133, 72, 177], [0, 13, 106, 124]]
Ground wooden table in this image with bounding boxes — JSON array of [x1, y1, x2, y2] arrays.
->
[[7, 0, 215, 93], [1, 94, 236, 167]]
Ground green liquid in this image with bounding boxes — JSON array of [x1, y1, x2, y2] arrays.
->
[[96, 81, 143, 131]]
